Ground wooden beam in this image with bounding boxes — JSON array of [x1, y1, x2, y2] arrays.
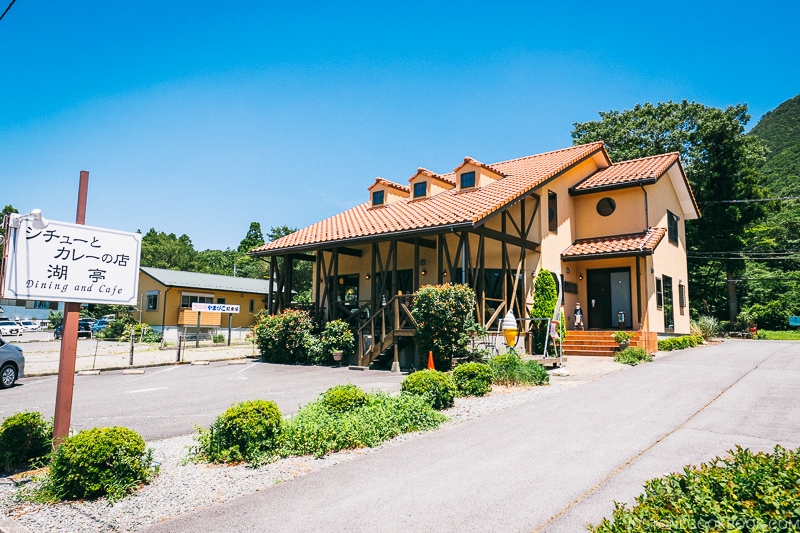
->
[[336, 247, 363, 257], [473, 227, 539, 250], [289, 253, 315, 262], [400, 237, 436, 249]]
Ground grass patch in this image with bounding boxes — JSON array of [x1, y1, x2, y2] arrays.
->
[[755, 329, 800, 340], [614, 347, 653, 366], [488, 352, 549, 386]]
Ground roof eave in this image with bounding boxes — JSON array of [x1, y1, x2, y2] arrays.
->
[[569, 177, 659, 196], [561, 249, 656, 262]]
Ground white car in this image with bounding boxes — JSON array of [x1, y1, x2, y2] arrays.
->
[[0, 320, 23, 337], [18, 320, 41, 332]]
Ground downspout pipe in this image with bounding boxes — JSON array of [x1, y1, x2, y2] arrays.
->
[[641, 185, 649, 231]]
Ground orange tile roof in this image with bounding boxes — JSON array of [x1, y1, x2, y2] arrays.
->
[[570, 153, 679, 194], [367, 177, 410, 193], [252, 142, 608, 255], [561, 228, 667, 261]]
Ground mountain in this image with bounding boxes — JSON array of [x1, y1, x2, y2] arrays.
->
[[750, 94, 800, 196]]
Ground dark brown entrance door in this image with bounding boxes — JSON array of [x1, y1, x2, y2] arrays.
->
[[587, 270, 612, 329]]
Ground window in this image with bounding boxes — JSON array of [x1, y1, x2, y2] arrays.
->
[[460, 171, 476, 189], [372, 190, 384, 206], [668, 211, 680, 245], [548, 191, 558, 233], [146, 291, 159, 311], [181, 294, 213, 307], [413, 181, 427, 198], [656, 277, 663, 309], [216, 297, 226, 304], [596, 198, 616, 217], [249, 299, 255, 314], [679, 282, 686, 309], [663, 276, 674, 332]]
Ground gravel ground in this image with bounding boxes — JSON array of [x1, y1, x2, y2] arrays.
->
[[0, 374, 600, 533]]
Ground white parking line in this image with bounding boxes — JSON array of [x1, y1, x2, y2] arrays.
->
[[123, 365, 179, 384], [236, 363, 258, 374], [126, 387, 167, 394], [21, 377, 58, 386]]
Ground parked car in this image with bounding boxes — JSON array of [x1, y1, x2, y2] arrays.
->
[[18, 320, 41, 332], [0, 337, 24, 388], [91, 319, 112, 335], [54, 318, 94, 339], [0, 320, 23, 337]]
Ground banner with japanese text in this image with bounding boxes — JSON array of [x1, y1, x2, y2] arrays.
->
[[2, 218, 141, 305]]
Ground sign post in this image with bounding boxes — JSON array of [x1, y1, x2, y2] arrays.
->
[[1, 171, 142, 446], [191, 303, 240, 348]]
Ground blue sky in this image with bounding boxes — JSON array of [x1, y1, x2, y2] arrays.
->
[[2, 1, 798, 251]]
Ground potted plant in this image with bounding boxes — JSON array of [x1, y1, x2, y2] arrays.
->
[[612, 330, 634, 350]]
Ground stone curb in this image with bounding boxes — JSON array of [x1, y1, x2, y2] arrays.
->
[[0, 518, 30, 533]]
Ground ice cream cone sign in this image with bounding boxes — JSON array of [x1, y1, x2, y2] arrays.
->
[[502, 310, 518, 347]]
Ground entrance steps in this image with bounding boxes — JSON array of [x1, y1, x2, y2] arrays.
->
[[562, 330, 655, 357]]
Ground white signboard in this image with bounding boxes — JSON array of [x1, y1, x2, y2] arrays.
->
[[192, 303, 240, 313], [2, 218, 141, 305]]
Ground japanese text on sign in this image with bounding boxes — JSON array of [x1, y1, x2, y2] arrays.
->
[[191, 303, 241, 313], [1, 218, 141, 305]]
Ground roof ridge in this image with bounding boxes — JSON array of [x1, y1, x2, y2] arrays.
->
[[489, 141, 604, 166], [371, 177, 410, 192], [608, 152, 679, 165]]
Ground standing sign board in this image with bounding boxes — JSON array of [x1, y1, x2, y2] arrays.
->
[[1, 218, 141, 305]]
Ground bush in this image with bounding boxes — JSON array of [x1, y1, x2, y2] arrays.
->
[[453, 362, 493, 397], [0, 412, 52, 473], [412, 284, 477, 371], [46, 426, 156, 502], [321, 384, 367, 413], [590, 445, 800, 532], [212, 334, 225, 343], [530, 269, 559, 353], [400, 369, 457, 410], [193, 400, 283, 465], [321, 320, 355, 365], [690, 315, 719, 340], [254, 309, 316, 364], [280, 393, 445, 458], [658, 335, 704, 351], [614, 347, 653, 366], [489, 351, 549, 386]]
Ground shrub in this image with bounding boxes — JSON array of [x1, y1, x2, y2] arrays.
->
[[590, 445, 800, 533], [530, 269, 559, 353], [0, 412, 52, 473], [690, 315, 719, 340], [46, 426, 156, 502], [614, 347, 652, 366], [658, 335, 704, 351], [321, 384, 367, 413], [489, 351, 549, 386], [254, 309, 316, 364], [321, 320, 355, 365], [212, 334, 225, 343], [400, 369, 457, 410], [412, 284, 477, 371], [612, 331, 634, 343], [453, 362, 493, 397], [280, 392, 445, 458], [193, 400, 282, 465]]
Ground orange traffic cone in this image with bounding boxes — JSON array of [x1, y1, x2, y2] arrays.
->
[[427, 351, 435, 370]]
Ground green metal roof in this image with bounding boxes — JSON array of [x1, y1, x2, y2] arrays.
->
[[140, 267, 276, 294]]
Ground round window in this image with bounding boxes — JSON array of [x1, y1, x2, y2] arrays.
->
[[596, 197, 616, 217]]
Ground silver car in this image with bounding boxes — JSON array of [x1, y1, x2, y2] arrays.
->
[[0, 336, 24, 388]]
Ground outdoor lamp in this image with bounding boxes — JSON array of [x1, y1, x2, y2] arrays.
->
[[7, 209, 49, 230], [501, 310, 517, 347]]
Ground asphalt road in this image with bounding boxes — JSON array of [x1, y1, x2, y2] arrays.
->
[[141, 340, 800, 533], [1, 362, 405, 439]]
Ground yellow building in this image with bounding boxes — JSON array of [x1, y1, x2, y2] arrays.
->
[[138, 267, 275, 340], [251, 142, 699, 361]]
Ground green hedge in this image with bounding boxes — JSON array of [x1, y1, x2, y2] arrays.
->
[[400, 369, 457, 410], [591, 446, 800, 532], [658, 335, 704, 351], [614, 347, 653, 366], [0, 412, 52, 473], [193, 400, 283, 465], [453, 362, 493, 397], [46, 427, 157, 502]]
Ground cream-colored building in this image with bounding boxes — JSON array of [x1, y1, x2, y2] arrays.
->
[[138, 267, 275, 340], [251, 142, 699, 361]]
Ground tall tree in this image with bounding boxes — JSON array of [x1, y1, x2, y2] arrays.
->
[[572, 101, 768, 324], [0, 204, 19, 258], [238, 222, 265, 253], [140, 228, 198, 271]]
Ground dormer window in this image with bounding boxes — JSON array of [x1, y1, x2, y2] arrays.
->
[[372, 190, 385, 206], [413, 181, 427, 198], [460, 171, 476, 189]]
